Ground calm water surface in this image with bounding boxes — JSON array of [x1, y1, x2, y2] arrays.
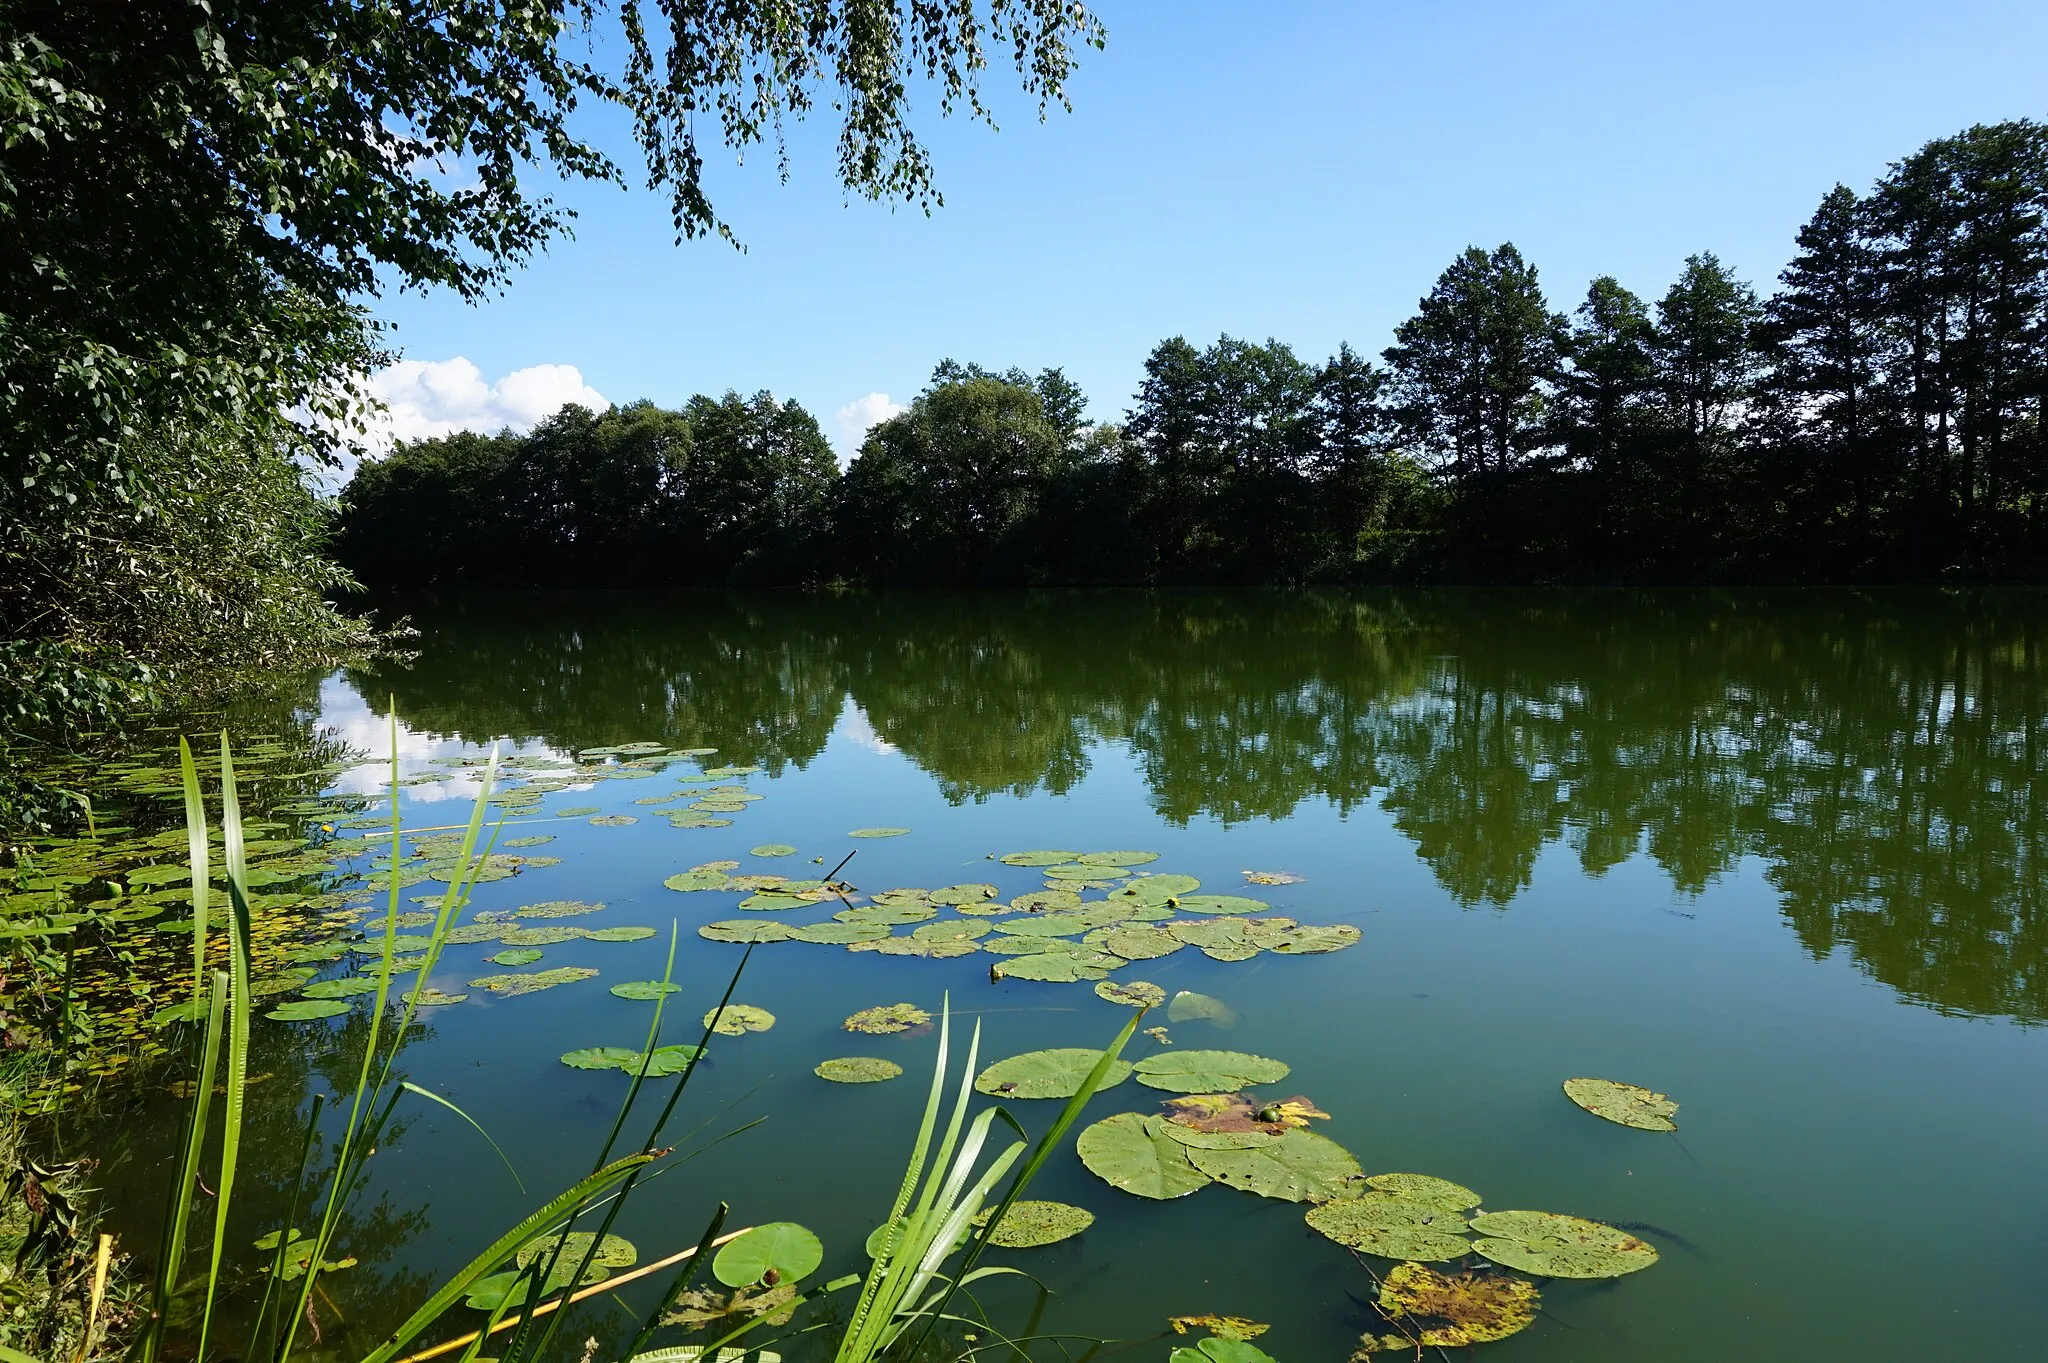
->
[[94, 591, 2048, 1361]]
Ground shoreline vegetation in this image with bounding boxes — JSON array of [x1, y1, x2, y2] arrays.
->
[[341, 121, 2048, 593]]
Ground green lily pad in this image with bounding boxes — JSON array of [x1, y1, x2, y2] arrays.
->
[[750, 845, 798, 858], [844, 1004, 931, 1034], [1044, 863, 1130, 882], [558, 806, 602, 817], [789, 922, 890, 944], [667, 814, 733, 829], [402, 987, 468, 1006], [704, 1004, 774, 1036], [562, 1047, 643, 1070], [266, 1000, 351, 1022], [663, 870, 732, 892], [1184, 1129, 1361, 1202], [1155, 1118, 1279, 1151], [1365, 1173, 1483, 1211], [1305, 1195, 1474, 1262], [981, 935, 1073, 955], [302, 977, 381, 1000], [712, 1222, 821, 1289], [834, 903, 936, 925], [515, 1232, 635, 1281], [1246, 921, 1359, 954], [1133, 1050, 1290, 1092], [815, 1057, 904, 1084], [997, 850, 1080, 866], [1166, 991, 1239, 1027], [486, 948, 545, 966], [992, 913, 1094, 938], [847, 934, 982, 959], [638, 1043, 707, 1076], [1114, 874, 1202, 903], [972, 1199, 1094, 1248], [911, 920, 990, 943], [847, 828, 909, 839], [151, 998, 209, 1027], [1099, 924, 1184, 960], [929, 883, 999, 906], [738, 893, 816, 912], [610, 980, 683, 1000], [974, 1049, 1133, 1099], [1468, 1211, 1660, 1278], [1169, 1339, 1277, 1363], [252, 969, 318, 997], [1007, 889, 1082, 913], [1562, 1077, 1679, 1132], [700, 920, 797, 943], [691, 800, 748, 814], [588, 814, 638, 827], [992, 952, 1117, 982], [868, 888, 931, 906], [584, 926, 658, 941], [502, 835, 556, 848], [443, 923, 509, 945], [1095, 979, 1166, 1008], [1078, 851, 1159, 867], [468, 967, 599, 996], [1076, 1113, 1212, 1200], [1173, 895, 1269, 916]]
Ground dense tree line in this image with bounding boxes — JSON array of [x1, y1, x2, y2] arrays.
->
[[341, 119, 2048, 587]]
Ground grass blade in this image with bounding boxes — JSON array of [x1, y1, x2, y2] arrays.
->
[[194, 737, 255, 1361], [400, 1083, 525, 1194]]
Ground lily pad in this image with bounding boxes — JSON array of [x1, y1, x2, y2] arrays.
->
[[1077, 851, 1159, 866], [558, 806, 603, 817], [1098, 924, 1183, 960], [789, 922, 890, 944], [1468, 1210, 1660, 1278], [1562, 1077, 1679, 1132], [1246, 921, 1359, 955], [750, 845, 798, 858], [992, 913, 1094, 938], [514, 899, 604, 919], [929, 883, 999, 906], [991, 952, 1117, 982], [562, 1047, 643, 1070], [610, 980, 683, 1000], [638, 1043, 707, 1076], [844, 1004, 931, 1034], [834, 904, 936, 925], [302, 977, 382, 999], [443, 923, 509, 945], [469, 967, 600, 996], [738, 893, 817, 912], [1043, 863, 1129, 882], [266, 1000, 351, 1022], [500, 926, 586, 946], [1165, 991, 1239, 1026], [971, 1199, 1094, 1248], [1374, 1262, 1539, 1348], [1133, 1050, 1290, 1092], [847, 828, 910, 839], [584, 926, 658, 941], [589, 814, 638, 827], [1115, 874, 1202, 903], [700, 920, 797, 944], [1365, 1173, 1482, 1211], [1168, 1340, 1276, 1363], [486, 948, 545, 966], [667, 815, 733, 829], [974, 1049, 1133, 1099], [1155, 1120, 1279, 1151], [910, 920, 990, 942], [1305, 1196, 1474, 1262], [1173, 895, 1269, 916], [997, 850, 1080, 866], [713, 1223, 822, 1289], [402, 987, 468, 1006], [516, 1231, 635, 1278], [1007, 889, 1081, 913], [1076, 1113, 1212, 1200], [664, 870, 732, 892], [703, 1004, 775, 1036], [502, 835, 557, 848], [815, 1057, 904, 1084], [1184, 1129, 1361, 1202], [1096, 979, 1166, 1008]]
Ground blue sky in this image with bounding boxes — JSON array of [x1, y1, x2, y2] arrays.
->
[[364, 0, 2048, 457]]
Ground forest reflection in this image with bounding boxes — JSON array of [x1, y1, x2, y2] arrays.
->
[[349, 589, 2048, 1024]]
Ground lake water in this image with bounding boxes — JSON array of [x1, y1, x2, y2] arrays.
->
[[86, 590, 2048, 1362]]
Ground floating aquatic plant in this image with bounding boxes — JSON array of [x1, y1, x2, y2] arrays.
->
[[1562, 1077, 1679, 1131], [816, 1057, 904, 1083], [973, 1049, 1133, 1099]]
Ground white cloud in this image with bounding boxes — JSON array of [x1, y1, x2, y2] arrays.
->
[[355, 356, 609, 450], [833, 391, 906, 461]]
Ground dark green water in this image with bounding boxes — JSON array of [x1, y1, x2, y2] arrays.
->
[[90, 591, 2048, 1361]]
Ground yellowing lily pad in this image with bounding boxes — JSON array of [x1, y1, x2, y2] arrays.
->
[[816, 1057, 903, 1083], [1096, 979, 1166, 1007], [1365, 1173, 1482, 1211], [844, 1003, 930, 1034], [1562, 1077, 1679, 1132], [468, 967, 599, 996], [1076, 1113, 1212, 1200], [972, 1199, 1094, 1248], [997, 850, 1080, 866], [1375, 1262, 1539, 1348], [974, 1048, 1133, 1099], [1305, 1195, 1473, 1262], [703, 1004, 774, 1036]]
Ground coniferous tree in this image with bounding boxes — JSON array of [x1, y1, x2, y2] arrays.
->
[[1644, 253, 1764, 573]]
